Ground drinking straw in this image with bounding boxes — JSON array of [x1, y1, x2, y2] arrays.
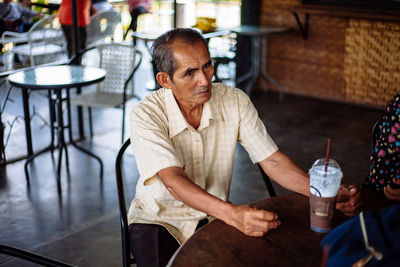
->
[[324, 138, 331, 172]]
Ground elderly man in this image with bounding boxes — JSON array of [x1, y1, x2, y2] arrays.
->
[[128, 28, 361, 267]]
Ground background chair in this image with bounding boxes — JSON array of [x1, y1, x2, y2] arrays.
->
[[207, 33, 236, 84], [2, 15, 67, 68], [70, 42, 142, 143], [87, 9, 121, 47], [115, 138, 136, 267]]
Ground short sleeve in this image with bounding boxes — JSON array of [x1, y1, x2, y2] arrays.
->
[[129, 106, 184, 182], [237, 91, 278, 163]]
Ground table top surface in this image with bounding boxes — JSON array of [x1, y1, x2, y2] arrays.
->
[[231, 25, 289, 36], [169, 190, 395, 267], [7, 65, 106, 90], [169, 193, 347, 267]]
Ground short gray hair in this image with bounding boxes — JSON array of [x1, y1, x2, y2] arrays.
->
[[151, 28, 208, 85]]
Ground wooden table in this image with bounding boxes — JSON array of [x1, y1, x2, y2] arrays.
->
[[169, 193, 345, 266], [169, 190, 396, 267]]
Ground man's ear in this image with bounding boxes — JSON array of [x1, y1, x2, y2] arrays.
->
[[156, 72, 172, 89]]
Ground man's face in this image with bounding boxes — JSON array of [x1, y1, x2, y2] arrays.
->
[[168, 39, 214, 107]]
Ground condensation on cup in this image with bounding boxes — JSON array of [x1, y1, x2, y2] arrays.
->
[[309, 158, 343, 233]]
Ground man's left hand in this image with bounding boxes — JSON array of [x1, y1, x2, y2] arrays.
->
[[335, 184, 362, 217]]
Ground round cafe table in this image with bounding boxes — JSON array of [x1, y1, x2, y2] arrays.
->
[[169, 190, 395, 267], [7, 65, 106, 185], [169, 193, 345, 267]]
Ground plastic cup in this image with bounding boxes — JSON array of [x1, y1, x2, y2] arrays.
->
[[309, 158, 343, 233]]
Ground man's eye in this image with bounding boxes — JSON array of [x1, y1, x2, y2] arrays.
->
[[186, 70, 193, 76]]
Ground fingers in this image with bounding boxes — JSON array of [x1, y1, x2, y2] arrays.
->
[[336, 184, 362, 216], [337, 185, 362, 205], [335, 201, 360, 217], [393, 178, 400, 185], [338, 185, 359, 198], [244, 209, 281, 236], [250, 207, 278, 221], [233, 205, 281, 237], [384, 185, 400, 201]]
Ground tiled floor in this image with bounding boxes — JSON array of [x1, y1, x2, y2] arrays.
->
[[0, 41, 385, 266]]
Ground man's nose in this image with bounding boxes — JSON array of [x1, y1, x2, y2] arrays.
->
[[197, 70, 210, 86]]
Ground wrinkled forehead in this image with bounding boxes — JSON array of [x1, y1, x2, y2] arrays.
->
[[171, 39, 210, 61], [171, 38, 209, 53]]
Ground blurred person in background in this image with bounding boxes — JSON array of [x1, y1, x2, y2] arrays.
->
[[123, 0, 150, 40], [0, 0, 43, 33], [59, 0, 91, 62]]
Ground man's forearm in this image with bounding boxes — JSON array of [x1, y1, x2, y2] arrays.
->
[[158, 166, 282, 236], [260, 151, 310, 196], [158, 167, 233, 221]]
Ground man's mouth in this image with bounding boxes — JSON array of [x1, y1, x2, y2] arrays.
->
[[197, 88, 209, 95]]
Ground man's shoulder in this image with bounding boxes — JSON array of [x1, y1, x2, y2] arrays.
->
[[212, 83, 250, 104], [131, 88, 167, 121], [212, 82, 245, 95]]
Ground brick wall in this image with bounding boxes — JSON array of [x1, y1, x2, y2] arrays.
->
[[259, 0, 400, 107]]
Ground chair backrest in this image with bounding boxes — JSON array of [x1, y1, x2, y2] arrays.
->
[[82, 42, 141, 96], [115, 138, 136, 267], [27, 15, 65, 46], [26, 14, 67, 65], [87, 9, 121, 46], [257, 163, 277, 197]]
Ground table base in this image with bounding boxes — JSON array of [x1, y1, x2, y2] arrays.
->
[[236, 36, 284, 100], [24, 89, 103, 188]]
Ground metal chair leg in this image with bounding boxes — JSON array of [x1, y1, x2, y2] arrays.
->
[[88, 107, 93, 138]]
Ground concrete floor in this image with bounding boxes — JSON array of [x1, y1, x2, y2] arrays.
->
[[0, 42, 385, 266]]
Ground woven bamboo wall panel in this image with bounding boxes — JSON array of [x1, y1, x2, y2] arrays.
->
[[260, 0, 400, 106], [343, 19, 400, 106], [267, 58, 346, 101]]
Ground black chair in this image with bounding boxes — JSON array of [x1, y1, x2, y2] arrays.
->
[[257, 163, 277, 197], [115, 138, 136, 267], [0, 244, 76, 267]]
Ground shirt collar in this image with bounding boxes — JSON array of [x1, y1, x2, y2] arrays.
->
[[165, 85, 223, 138]]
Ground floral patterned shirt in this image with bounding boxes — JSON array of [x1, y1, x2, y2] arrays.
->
[[364, 93, 400, 190]]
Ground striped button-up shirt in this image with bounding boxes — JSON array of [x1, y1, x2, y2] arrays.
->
[[128, 83, 278, 244]]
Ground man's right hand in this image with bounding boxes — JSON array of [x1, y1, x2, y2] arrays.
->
[[224, 204, 281, 237]]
